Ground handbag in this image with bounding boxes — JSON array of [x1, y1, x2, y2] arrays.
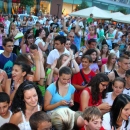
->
[[80, 70, 88, 85], [14, 32, 24, 40]]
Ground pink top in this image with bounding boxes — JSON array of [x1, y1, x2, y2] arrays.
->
[[101, 58, 108, 65], [87, 33, 97, 40]]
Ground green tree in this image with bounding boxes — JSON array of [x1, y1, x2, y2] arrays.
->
[[117, 7, 127, 14], [76, 0, 89, 10], [20, 0, 35, 7]]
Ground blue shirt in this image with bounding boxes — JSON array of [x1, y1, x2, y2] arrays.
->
[[0, 53, 17, 78], [47, 83, 75, 110]]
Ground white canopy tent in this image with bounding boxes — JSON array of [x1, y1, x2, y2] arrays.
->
[[110, 12, 125, 19], [112, 15, 130, 24], [70, 6, 111, 19]]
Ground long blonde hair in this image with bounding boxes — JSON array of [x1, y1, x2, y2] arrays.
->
[[51, 108, 75, 130]]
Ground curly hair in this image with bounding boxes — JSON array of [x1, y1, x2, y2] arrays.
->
[[87, 73, 109, 104], [11, 81, 43, 115]]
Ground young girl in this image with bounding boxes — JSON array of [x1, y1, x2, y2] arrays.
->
[[5, 62, 31, 101], [54, 49, 79, 81], [101, 53, 117, 75], [21, 34, 34, 53], [80, 73, 111, 113], [102, 94, 130, 129], [44, 67, 75, 111], [9, 81, 43, 130], [102, 77, 125, 106], [85, 25, 97, 45], [100, 44, 109, 66]]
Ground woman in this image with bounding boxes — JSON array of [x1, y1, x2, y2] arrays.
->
[[51, 107, 84, 130], [81, 49, 99, 73], [27, 17, 34, 30], [14, 16, 21, 30], [100, 44, 109, 66], [102, 94, 130, 130], [9, 81, 43, 130], [102, 77, 125, 106], [80, 73, 111, 113], [0, 24, 7, 50], [21, 16, 28, 34], [21, 34, 34, 53], [35, 28, 50, 52], [9, 22, 19, 54], [101, 53, 117, 75], [44, 66, 75, 111]]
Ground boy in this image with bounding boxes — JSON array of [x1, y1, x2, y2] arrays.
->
[[110, 43, 119, 59], [0, 92, 12, 126], [0, 38, 17, 78], [81, 106, 104, 130], [29, 111, 52, 130]]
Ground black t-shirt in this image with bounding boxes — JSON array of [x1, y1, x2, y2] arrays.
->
[[70, 44, 78, 54]]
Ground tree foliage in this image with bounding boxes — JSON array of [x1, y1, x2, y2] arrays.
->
[[20, 0, 35, 7], [117, 7, 127, 14], [76, 0, 89, 11]]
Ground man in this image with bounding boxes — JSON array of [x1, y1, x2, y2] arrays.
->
[[0, 38, 17, 78], [47, 35, 69, 67], [68, 32, 78, 54], [123, 69, 130, 96], [108, 56, 130, 91]]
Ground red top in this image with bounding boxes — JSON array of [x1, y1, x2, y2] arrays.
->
[[80, 87, 102, 111], [71, 69, 95, 103], [80, 126, 105, 130]]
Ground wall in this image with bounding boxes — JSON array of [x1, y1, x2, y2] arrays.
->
[[62, 3, 77, 15]]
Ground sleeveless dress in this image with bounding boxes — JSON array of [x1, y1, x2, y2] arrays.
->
[[18, 105, 40, 130], [80, 87, 102, 111]]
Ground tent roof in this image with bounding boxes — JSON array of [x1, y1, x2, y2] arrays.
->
[[70, 6, 111, 19]]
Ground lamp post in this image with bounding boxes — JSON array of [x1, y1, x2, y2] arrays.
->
[[57, 4, 60, 17]]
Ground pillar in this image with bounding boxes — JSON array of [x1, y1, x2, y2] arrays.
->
[[8, 0, 12, 14], [50, 0, 63, 18]]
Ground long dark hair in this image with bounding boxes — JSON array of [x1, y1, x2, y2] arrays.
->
[[11, 81, 43, 115], [87, 73, 109, 104], [110, 94, 130, 129]]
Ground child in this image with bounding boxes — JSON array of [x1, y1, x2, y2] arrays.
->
[[110, 43, 120, 59], [0, 92, 12, 126], [29, 111, 52, 130], [80, 106, 104, 130]]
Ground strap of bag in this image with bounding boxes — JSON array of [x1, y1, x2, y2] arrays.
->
[[80, 70, 88, 84]]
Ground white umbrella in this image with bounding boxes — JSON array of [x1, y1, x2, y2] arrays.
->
[[112, 15, 130, 24], [70, 6, 111, 19], [110, 12, 124, 19]]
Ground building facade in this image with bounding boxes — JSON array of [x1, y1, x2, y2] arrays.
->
[[0, 0, 130, 15]]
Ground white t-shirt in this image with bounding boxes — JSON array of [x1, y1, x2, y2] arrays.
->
[[102, 92, 113, 106], [47, 48, 70, 65], [102, 112, 130, 130], [110, 49, 120, 58], [0, 110, 12, 126], [123, 88, 130, 96], [35, 37, 45, 51]]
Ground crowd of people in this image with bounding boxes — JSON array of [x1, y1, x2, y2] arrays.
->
[[0, 12, 130, 130]]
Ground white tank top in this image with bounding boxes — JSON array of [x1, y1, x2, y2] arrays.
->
[[0, 110, 12, 126], [104, 64, 112, 74], [18, 105, 40, 130]]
